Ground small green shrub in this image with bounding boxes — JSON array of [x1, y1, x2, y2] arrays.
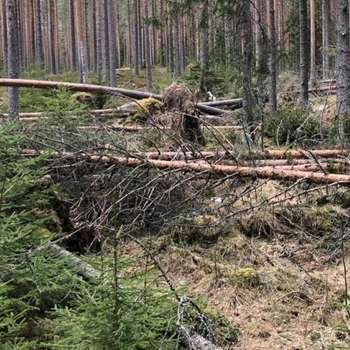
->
[[265, 106, 321, 146], [180, 61, 240, 98]]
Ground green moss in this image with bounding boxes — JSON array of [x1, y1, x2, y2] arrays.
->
[[303, 205, 336, 232], [226, 267, 260, 287], [128, 97, 163, 124]]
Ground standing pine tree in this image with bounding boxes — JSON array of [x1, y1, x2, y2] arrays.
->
[[299, 0, 309, 108], [6, 0, 20, 120], [336, 0, 350, 138]]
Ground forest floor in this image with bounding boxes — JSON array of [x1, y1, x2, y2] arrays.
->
[[120, 179, 350, 350], [2, 68, 350, 349]]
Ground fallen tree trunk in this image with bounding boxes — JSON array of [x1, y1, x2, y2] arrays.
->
[[1, 110, 131, 122], [139, 149, 350, 161], [58, 153, 350, 186], [203, 98, 243, 109], [35, 243, 100, 280], [273, 162, 348, 172], [1, 109, 229, 125], [0, 78, 230, 116], [79, 125, 244, 133], [309, 85, 336, 94]]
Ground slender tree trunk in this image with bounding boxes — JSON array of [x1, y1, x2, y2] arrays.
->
[[322, 0, 330, 79], [268, 0, 277, 112], [174, 11, 181, 76], [108, 0, 117, 87], [255, 0, 267, 75], [1, 0, 8, 74], [96, 0, 102, 81], [133, 0, 140, 75], [242, 0, 256, 134], [144, 0, 153, 91], [76, 0, 87, 83], [299, 0, 309, 108], [310, 0, 317, 85], [336, 0, 350, 137], [6, 0, 20, 119], [199, 0, 209, 95]]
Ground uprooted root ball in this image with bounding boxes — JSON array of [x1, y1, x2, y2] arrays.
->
[[163, 84, 204, 145]]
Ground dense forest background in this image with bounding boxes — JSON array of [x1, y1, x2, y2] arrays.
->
[[0, 1, 337, 88]]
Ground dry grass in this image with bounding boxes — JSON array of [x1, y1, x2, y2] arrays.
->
[[120, 179, 350, 349]]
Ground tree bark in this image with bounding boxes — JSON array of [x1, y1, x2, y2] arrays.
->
[[322, 0, 330, 79], [299, 0, 309, 108], [144, 0, 153, 91], [336, 0, 350, 136], [199, 0, 209, 95], [310, 0, 317, 85], [268, 0, 277, 112], [6, 0, 20, 120], [76, 0, 88, 83], [241, 1, 256, 133], [108, 0, 118, 87], [133, 0, 140, 75]]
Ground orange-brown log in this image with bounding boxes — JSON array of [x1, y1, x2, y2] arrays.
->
[[139, 149, 350, 161], [21, 150, 350, 185], [61, 153, 350, 186]]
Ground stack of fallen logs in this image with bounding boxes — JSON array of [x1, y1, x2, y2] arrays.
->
[[26, 148, 350, 186]]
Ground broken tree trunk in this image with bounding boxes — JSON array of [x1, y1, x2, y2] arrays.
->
[[0, 79, 230, 116], [35, 243, 100, 280]]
